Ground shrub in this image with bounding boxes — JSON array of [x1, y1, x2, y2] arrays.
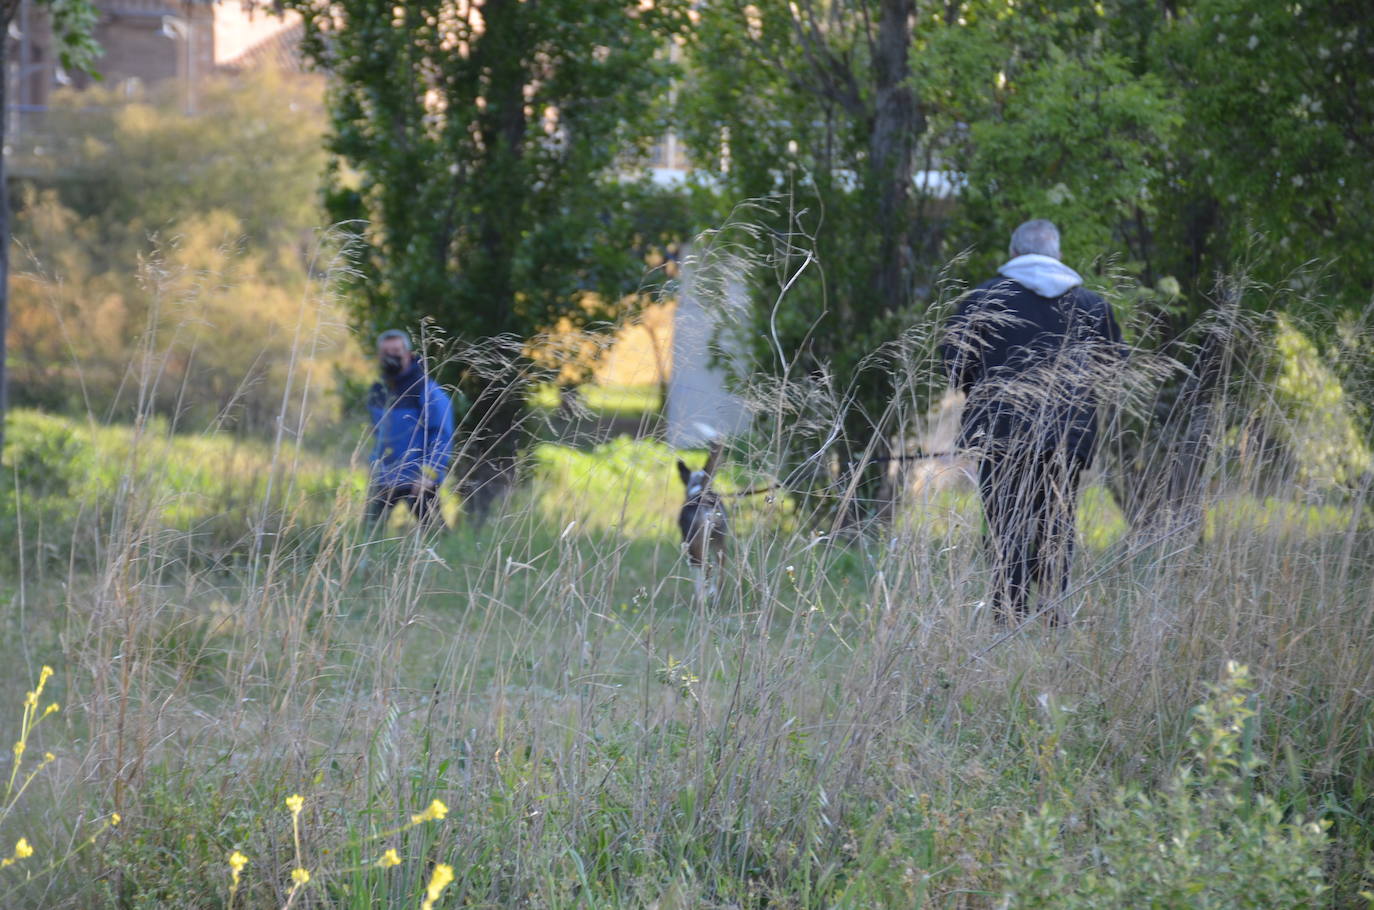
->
[[1001, 662, 1329, 908]]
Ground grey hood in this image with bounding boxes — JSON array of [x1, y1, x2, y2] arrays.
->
[[998, 254, 1084, 299]]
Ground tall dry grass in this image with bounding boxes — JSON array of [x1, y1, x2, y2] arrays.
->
[[2, 236, 1371, 907]]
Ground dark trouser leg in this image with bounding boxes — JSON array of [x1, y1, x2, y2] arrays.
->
[[979, 452, 1039, 623], [1030, 454, 1085, 609], [405, 483, 443, 533], [365, 484, 401, 530]]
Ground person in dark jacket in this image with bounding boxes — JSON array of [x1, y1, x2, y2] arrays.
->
[[942, 220, 1124, 624], [365, 330, 456, 533]]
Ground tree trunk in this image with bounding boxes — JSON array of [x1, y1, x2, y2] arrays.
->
[[868, 0, 918, 320], [1113, 290, 1242, 537], [444, 0, 529, 523], [846, 0, 919, 524], [1, 12, 13, 463], [455, 369, 524, 524], [857, 0, 923, 527], [1158, 317, 1231, 529]]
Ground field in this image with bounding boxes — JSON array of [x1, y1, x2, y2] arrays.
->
[[2, 395, 1372, 908], [6, 2, 1372, 903]]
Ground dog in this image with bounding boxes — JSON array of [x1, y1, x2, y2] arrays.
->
[[677, 440, 727, 598]]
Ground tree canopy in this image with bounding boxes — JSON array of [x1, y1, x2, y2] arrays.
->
[[275, 0, 693, 506], [674, 0, 1372, 518]]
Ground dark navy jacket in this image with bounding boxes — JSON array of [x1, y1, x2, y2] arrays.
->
[[367, 362, 455, 487], [942, 273, 1123, 464]]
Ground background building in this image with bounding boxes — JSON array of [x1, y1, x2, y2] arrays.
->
[[6, 0, 298, 137]]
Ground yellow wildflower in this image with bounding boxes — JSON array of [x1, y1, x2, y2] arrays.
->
[[421, 863, 455, 910], [43, 703, 59, 717], [378, 848, 402, 868], [23, 691, 36, 709], [36, 666, 53, 694], [12, 741, 24, 759], [410, 799, 449, 825], [0, 838, 34, 866], [291, 867, 311, 885], [111, 813, 121, 827], [226, 850, 248, 910], [43, 752, 55, 763], [286, 794, 307, 876]]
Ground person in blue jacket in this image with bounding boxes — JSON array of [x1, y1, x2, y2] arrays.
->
[[365, 329, 455, 533], [941, 220, 1124, 625]]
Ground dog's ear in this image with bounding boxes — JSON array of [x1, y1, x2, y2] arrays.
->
[[677, 459, 692, 487]]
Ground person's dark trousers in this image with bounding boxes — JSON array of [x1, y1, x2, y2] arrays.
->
[[365, 482, 443, 534], [977, 447, 1086, 624]]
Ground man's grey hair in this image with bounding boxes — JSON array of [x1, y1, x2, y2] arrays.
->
[[1009, 219, 1062, 260], [376, 329, 412, 351]]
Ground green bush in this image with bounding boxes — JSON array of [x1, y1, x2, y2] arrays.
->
[[1, 409, 361, 574], [92, 770, 263, 910], [1001, 662, 1329, 908], [3, 412, 89, 499]]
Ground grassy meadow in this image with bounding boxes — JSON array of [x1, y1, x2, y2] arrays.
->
[[7, 29, 1372, 907], [2, 356, 1372, 908]]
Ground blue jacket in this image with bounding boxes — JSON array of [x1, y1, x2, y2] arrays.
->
[[942, 258, 1123, 464], [367, 362, 455, 487]]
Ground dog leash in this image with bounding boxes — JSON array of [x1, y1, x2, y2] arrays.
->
[[863, 450, 959, 463], [721, 483, 782, 499], [718, 452, 961, 499]]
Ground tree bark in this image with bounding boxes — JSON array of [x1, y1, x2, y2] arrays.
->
[[842, 0, 918, 525], [455, 370, 524, 524], [446, 0, 530, 523], [868, 0, 918, 320], [1113, 289, 1242, 537], [1, 8, 15, 463], [1159, 311, 1233, 528]]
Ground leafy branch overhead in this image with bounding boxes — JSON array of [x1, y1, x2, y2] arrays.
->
[[277, 0, 691, 348], [269, 0, 695, 490], [39, 0, 103, 74]]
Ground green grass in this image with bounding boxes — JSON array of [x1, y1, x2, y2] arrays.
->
[[3, 408, 1373, 908], [4, 408, 357, 520], [527, 383, 663, 418]]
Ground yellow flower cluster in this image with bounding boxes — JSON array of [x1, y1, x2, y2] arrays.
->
[[285, 794, 310, 897], [410, 799, 449, 826], [3, 667, 121, 890], [422, 863, 455, 910], [226, 850, 248, 910], [7, 666, 61, 804], [216, 789, 455, 904], [1, 838, 35, 869]]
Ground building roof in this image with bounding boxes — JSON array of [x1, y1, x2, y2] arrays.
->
[[217, 19, 304, 72]]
